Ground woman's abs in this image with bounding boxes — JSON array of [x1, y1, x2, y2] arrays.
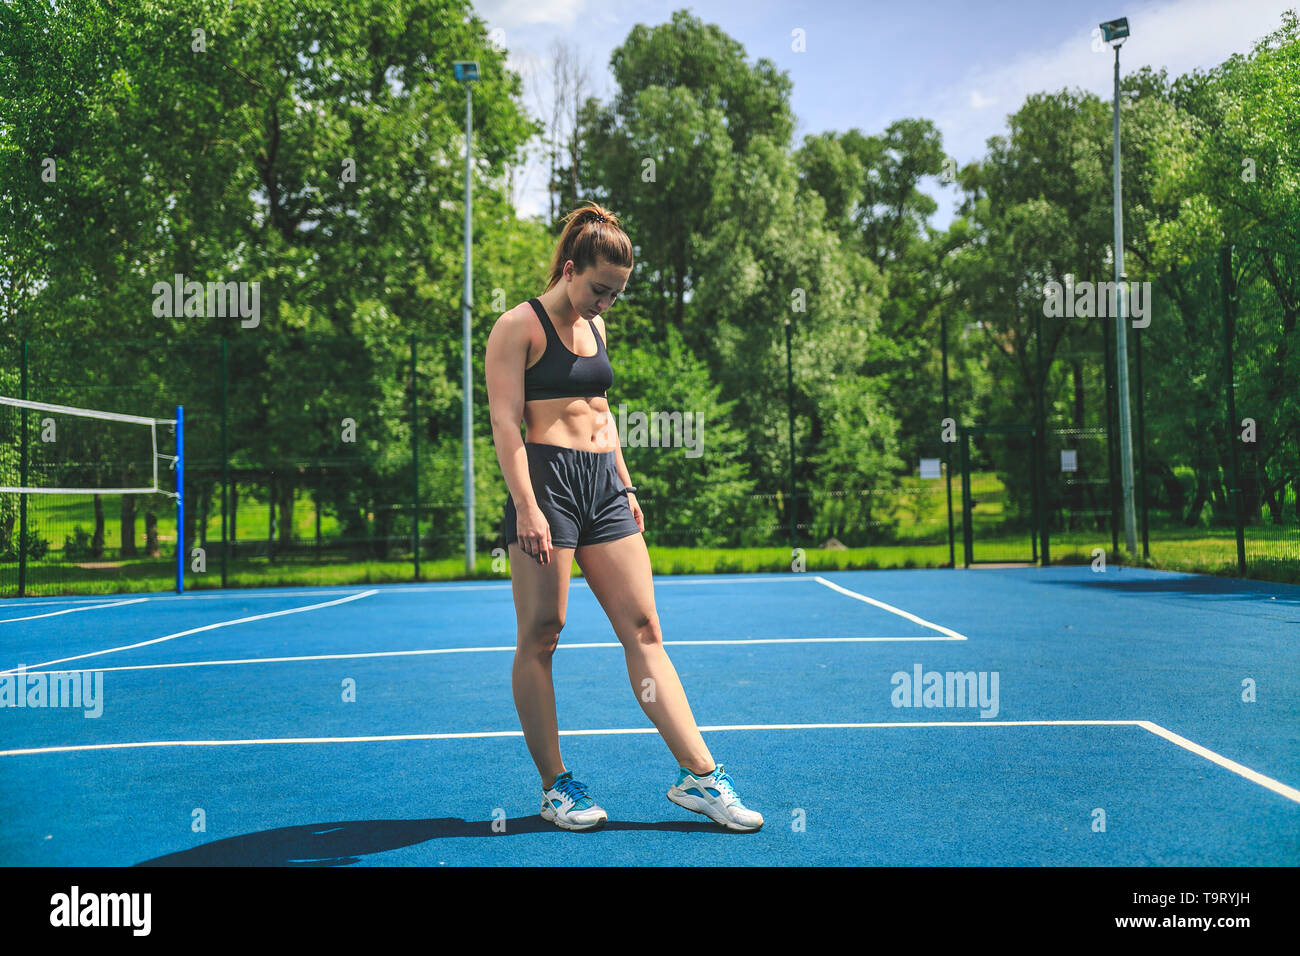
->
[[523, 396, 620, 453]]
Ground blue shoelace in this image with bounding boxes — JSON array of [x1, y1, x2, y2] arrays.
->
[[693, 765, 743, 806], [714, 770, 744, 806], [554, 775, 595, 810]]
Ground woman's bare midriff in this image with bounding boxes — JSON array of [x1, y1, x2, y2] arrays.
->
[[523, 395, 619, 453]]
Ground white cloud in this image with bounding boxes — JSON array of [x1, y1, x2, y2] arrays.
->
[[473, 0, 588, 30], [932, 0, 1293, 163]]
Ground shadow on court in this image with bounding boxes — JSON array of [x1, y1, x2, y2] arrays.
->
[[1035, 572, 1300, 605], [134, 816, 739, 865]]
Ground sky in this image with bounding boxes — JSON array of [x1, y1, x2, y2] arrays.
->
[[473, 0, 1296, 230]]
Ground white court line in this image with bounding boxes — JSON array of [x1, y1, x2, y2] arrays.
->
[[382, 576, 820, 592], [1138, 721, 1300, 804], [1, 719, 1295, 805], [0, 590, 378, 676], [319, 577, 817, 595], [0, 571, 894, 611], [0, 596, 150, 608], [814, 575, 968, 641], [0, 597, 149, 624], [5, 723, 1294, 806], [0, 719, 1144, 756], [12, 636, 965, 676], [0, 575, 824, 609]]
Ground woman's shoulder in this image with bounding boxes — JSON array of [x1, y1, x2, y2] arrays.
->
[[493, 300, 538, 328], [488, 302, 546, 353]]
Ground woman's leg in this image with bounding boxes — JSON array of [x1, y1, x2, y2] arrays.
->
[[508, 542, 576, 789], [575, 533, 714, 775]]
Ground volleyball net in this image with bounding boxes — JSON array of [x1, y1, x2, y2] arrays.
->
[[1, 395, 185, 593]]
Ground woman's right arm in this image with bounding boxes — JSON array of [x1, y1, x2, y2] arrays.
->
[[485, 310, 554, 564]]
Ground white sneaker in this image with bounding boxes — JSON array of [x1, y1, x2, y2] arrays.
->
[[540, 771, 608, 831], [667, 764, 764, 831]]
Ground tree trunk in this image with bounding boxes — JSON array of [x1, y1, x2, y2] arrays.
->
[[183, 496, 196, 558], [1260, 475, 1281, 524], [340, 490, 368, 553], [1209, 472, 1226, 520], [145, 511, 160, 558], [230, 483, 239, 545], [375, 504, 391, 560], [1184, 468, 1209, 527], [92, 494, 105, 559], [1071, 359, 1085, 428], [199, 482, 210, 548], [278, 481, 294, 549], [120, 493, 137, 557], [1258, 463, 1279, 522], [1240, 453, 1260, 523], [267, 479, 276, 562], [1153, 459, 1184, 516]]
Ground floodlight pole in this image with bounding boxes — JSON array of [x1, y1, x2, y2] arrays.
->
[[784, 318, 796, 551], [1110, 37, 1139, 558], [460, 69, 477, 574]]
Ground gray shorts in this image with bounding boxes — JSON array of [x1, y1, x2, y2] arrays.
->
[[503, 442, 642, 550]]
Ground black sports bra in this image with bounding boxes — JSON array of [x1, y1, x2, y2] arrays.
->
[[523, 297, 613, 401]]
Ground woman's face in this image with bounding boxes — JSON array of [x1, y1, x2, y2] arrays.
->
[[569, 261, 631, 318]]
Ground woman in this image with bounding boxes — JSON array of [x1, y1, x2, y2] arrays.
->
[[484, 201, 763, 833]]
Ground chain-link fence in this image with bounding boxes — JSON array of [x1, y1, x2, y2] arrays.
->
[[1134, 234, 1299, 579], [2, 233, 1296, 595]]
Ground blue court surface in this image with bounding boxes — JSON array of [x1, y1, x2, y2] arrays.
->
[[1, 565, 1297, 867]]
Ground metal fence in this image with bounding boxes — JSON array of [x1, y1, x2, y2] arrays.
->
[[2, 234, 1296, 595]]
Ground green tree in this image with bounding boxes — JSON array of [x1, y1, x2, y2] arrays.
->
[[607, 323, 756, 547]]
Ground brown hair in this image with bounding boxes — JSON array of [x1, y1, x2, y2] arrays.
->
[[543, 201, 634, 292]]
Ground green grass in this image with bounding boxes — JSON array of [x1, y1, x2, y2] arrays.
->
[[32, 492, 340, 552]]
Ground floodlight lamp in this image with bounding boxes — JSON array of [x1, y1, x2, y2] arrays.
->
[[1099, 18, 1129, 44]]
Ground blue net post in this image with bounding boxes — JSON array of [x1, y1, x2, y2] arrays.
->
[[175, 405, 185, 594]]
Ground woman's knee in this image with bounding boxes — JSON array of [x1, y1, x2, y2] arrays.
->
[[626, 612, 663, 648], [519, 612, 565, 654]]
